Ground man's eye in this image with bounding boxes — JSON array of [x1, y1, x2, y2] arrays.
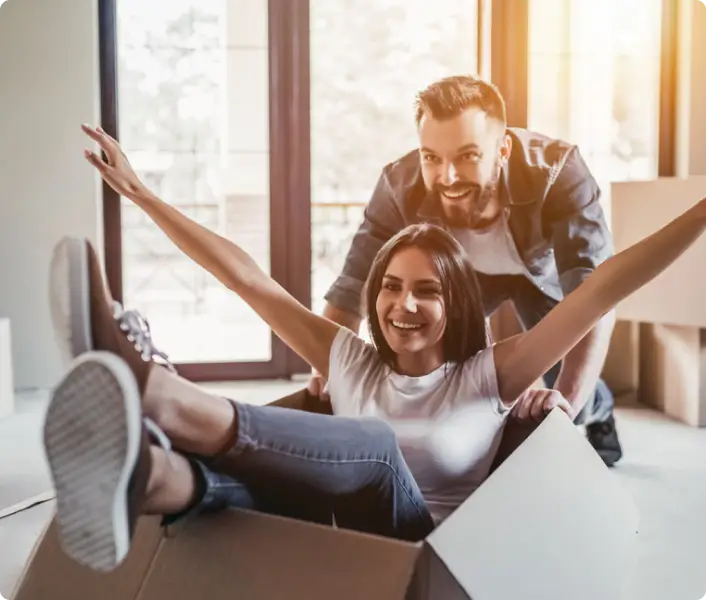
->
[[422, 153, 439, 163], [460, 152, 481, 162]]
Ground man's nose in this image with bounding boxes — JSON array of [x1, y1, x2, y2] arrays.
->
[[440, 162, 459, 187]]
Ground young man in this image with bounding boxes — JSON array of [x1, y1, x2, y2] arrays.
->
[[309, 74, 622, 466]]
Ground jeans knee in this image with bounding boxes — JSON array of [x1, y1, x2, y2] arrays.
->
[[358, 418, 401, 461]]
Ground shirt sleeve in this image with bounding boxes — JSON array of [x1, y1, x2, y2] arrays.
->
[[462, 346, 515, 416], [323, 169, 406, 317], [327, 327, 376, 416], [544, 146, 614, 296]]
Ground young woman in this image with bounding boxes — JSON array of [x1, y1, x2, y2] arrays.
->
[[43, 123, 706, 573]]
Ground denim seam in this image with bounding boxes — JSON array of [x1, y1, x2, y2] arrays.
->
[[240, 443, 431, 525], [233, 401, 252, 453]]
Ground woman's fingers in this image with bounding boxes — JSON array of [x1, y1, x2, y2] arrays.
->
[[84, 149, 109, 174], [81, 124, 120, 165], [84, 149, 126, 197]]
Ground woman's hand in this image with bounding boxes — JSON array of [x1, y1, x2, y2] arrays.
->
[[510, 388, 574, 424], [81, 124, 149, 201]]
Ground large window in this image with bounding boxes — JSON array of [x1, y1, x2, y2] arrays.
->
[[116, 0, 271, 365], [309, 0, 480, 316], [101, 0, 674, 381], [527, 0, 664, 217], [104, 0, 309, 380]]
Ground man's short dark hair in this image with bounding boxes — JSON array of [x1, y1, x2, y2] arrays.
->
[[414, 75, 507, 127]]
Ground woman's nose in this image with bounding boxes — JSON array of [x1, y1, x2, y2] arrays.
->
[[400, 291, 418, 312]]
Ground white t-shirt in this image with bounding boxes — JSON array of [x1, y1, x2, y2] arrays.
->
[[451, 213, 526, 276], [328, 328, 513, 525]]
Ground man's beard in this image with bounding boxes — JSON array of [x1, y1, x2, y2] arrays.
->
[[435, 170, 501, 229]]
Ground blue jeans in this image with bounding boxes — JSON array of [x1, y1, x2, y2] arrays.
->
[[476, 272, 615, 426], [171, 402, 435, 542]]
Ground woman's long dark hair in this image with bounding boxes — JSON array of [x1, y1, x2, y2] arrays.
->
[[365, 223, 489, 372]]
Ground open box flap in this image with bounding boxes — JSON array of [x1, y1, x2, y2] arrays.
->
[[425, 409, 640, 600]]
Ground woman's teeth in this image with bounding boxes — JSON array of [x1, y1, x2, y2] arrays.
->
[[391, 321, 422, 330]]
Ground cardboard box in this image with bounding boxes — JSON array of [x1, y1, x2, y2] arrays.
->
[[611, 176, 706, 328], [609, 177, 706, 425], [11, 410, 639, 600]]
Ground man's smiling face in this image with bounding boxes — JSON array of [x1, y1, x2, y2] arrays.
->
[[418, 106, 510, 229]]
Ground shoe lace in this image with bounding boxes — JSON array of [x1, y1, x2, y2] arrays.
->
[[144, 417, 172, 454], [111, 301, 177, 373]]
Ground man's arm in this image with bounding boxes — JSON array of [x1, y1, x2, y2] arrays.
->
[[544, 146, 616, 416], [323, 168, 407, 320], [322, 303, 362, 333], [552, 311, 615, 416]]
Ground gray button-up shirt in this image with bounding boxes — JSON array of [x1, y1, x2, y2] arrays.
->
[[325, 128, 614, 318]]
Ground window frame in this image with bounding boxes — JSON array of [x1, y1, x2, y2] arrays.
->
[[98, 0, 311, 381]]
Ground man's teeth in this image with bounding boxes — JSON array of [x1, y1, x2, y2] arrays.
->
[[392, 321, 422, 330], [443, 189, 471, 199]]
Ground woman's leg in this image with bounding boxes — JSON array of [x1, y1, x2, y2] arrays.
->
[[149, 450, 334, 528], [143, 446, 201, 516], [145, 366, 434, 541], [43, 354, 332, 573]]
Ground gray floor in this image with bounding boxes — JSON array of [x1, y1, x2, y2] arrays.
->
[[1, 384, 705, 600]]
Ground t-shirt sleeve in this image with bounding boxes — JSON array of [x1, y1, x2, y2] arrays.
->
[[327, 327, 377, 416], [462, 346, 514, 416]]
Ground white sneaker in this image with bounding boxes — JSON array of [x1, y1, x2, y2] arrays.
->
[[43, 351, 154, 572]]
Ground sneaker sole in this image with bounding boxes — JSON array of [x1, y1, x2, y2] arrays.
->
[[43, 351, 142, 572], [49, 237, 92, 363]]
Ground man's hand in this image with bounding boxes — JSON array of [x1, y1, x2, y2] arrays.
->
[[511, 388, 574, 424], [306, 370, 330, 402], [81, 124, 148, 201]]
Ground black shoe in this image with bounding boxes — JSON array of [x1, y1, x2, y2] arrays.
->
[[586, 415, 623, 467]]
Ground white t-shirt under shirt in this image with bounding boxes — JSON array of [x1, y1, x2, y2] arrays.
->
[[451, 212, 526, 276], [328, 328, 513, 525]]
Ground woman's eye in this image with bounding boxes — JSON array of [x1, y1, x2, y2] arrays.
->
[[418, 288, 440, 296]]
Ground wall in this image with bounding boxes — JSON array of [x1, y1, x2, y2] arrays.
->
[[0, 0, 102, 391]]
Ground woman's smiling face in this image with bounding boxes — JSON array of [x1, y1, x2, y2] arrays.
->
[[374, 246, 447, 375]]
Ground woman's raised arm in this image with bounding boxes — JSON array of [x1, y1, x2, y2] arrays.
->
[[82, 125, 341, 378], [493, 195, 706, 404]]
